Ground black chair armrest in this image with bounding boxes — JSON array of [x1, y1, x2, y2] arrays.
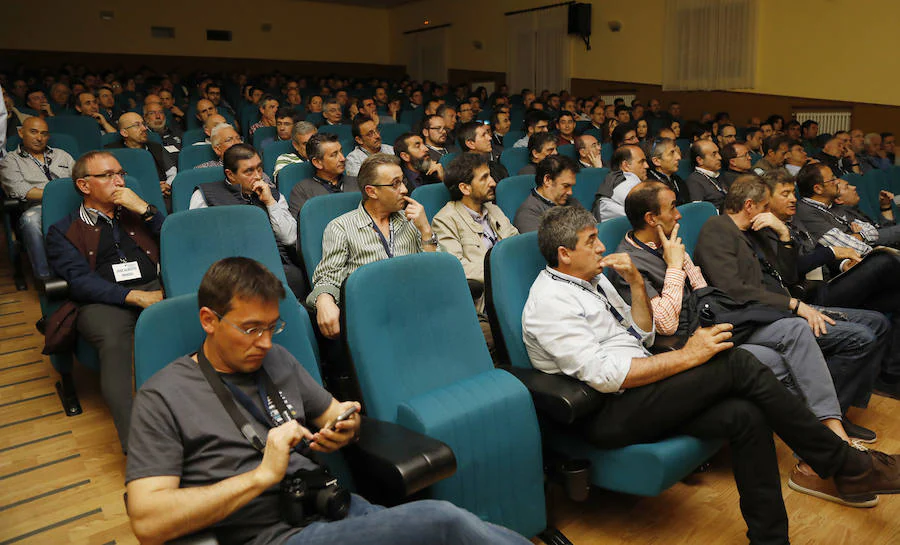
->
[[39, 275, 69, 300], [650, 335, 685, 352], [504, 367, 604, 426], [3, 197, 24, 213], [343, 416, 456, 505], [467, 279, 484, 301]]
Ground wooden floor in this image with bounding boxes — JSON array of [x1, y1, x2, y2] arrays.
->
[[2, 255, 900, 544]]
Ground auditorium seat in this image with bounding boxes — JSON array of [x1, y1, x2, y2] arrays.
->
[[318, 124, 352, 141], [6, 133, 80, 158], [484, 231, 723, 498], [272, 162, 314, 199], [573, 167, 609, 210], [298, 192, 362, 281], [677, 201, 718, 257], [495, 174, 534, 220], [47, 116, 102, 153], [178, 144, 217, 171], [170, 167, 225, 213], [596, 216, 631, 254], [341, 252, 548, 538], [263, 140, 294, 179], [410, 182, 451, 221], [499, 147, 530, 177], [378, 122, 412, 146], [251, 126, 276, 149]]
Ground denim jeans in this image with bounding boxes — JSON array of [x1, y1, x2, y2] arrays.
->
[[284, 496, 531, 545], [19, 205, 51, 279]]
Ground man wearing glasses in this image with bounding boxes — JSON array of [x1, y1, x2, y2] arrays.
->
[[421, 114, 452, 163], [344, 116, 394, 177], [106, 112, 177, 200], [46, 151, 165, 450], [719, 142, 754, 191], [308, 153, 435, 340], [190, 144, 304, 299]]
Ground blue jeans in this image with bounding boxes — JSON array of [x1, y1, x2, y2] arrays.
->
[[19, 205, 51, 279], [811, 306, 887, 411], [284, 496, 530, 545]]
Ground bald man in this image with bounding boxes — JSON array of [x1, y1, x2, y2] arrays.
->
[[0, 116, 75, 278], [195, 99, 218, 127], [194, 114, 228, 146], [105, 112, 177, 199]]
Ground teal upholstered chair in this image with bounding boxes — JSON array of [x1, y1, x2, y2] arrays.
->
[[341, 253, 548, 538], [596, 216, 631, 256], [484, 232, 722, 497], [298, 192, 362, 281], [251, 126, 277, 149], [273, 162, 314, 201], [263, 140, 294, 179], [410, 182, 451, 221], [47, 116, 102, 152], [676, 201, 718, 257], [500, 147, 530, 177], [378, 123, 412, 146], [495, 174, 534, 220], [178, 145, 217, 171], [573, 167, 609, 210], [170, 167, 225, 213]]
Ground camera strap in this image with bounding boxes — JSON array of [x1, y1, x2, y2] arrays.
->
[[196, 344, 295, 453]]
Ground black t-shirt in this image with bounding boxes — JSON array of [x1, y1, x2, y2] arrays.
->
[[126, 345, 333, 545]]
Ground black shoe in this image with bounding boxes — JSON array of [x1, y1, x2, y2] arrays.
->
[[873, 377, 900, 400], [844, 420, 877, 444]]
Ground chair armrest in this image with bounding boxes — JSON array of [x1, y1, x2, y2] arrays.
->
[[650, 335, 685, 352], [38, 275, 69, 300], [342, 416, 456, 503], [3, 197, 23, 213], [504, 367, 604, 426], [467, 279, 484, 301]]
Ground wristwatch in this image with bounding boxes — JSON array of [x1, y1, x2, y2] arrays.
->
[[422, 233, 438, 246], [141, 204, 158, 220]]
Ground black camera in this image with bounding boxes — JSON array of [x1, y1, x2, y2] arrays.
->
[[280, 467, 351, 526]]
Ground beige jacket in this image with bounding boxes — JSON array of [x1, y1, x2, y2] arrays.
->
[[432, 200, 519, 310]]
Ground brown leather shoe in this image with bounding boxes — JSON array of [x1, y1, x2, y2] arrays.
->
[[788, 464, 877, 507], [835, 450, 900, 502]]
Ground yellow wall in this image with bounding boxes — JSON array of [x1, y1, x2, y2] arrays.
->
[[0, 0, 392, 64], [390, 0, 900, 106]]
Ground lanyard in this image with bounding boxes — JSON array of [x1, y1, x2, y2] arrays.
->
[[87, 207, 128, 263], [698, 171, 725, 194], [25, 149, 54, 181], [546, 270, 644, 342], [743, 232, 786, 288], [364, 209, 395, 258], [627, 231, 664, 259], [196, 345, 295, 452]]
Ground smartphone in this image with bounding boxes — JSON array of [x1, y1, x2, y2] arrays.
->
[[323, 405, 359, 432]]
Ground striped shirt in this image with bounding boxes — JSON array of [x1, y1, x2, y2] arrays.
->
[[623, 233, 707, 336], [274, 151, 305, 180], [306, 202, 424, 306]]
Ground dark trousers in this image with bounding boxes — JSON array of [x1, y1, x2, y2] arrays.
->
[[583, 349, 850, 545], [815, 251, 900, 377], [77, 302, 141, 450]]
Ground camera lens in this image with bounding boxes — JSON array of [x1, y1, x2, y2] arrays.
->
[[317, 487, 352, 521]]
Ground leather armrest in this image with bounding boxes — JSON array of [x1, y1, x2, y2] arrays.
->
[[650, 335, 685, 352], [343, 416, 456, 503], [38, 275, 69, 300], [3, 197, 23, 213], [504, 367, 604, 426], [467, 279, 484, 301]]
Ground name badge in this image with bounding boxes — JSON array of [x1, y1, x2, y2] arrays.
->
[[112, 261, 142, 282], [805, 266, 824, 281], [164, 145, 180, 153]]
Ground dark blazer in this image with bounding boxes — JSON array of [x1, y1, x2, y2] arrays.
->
[[685, 170, 727, 211], [693, 214, 796, 310]]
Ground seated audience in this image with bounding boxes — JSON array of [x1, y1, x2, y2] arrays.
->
[[97, 86, 122, 126], [645, 137, 687, 205], [859, 133, 892, 171], [320, 98, 349, 127], [522, 204, 900, 545], [783, 139, 811, 177], [249, 95, 280, 138], [24, 88, 54, 119], [288, 133, 357, 218], [159, 89, 186, 129], [814, 134, 860, 177], [752, 135, 790, 176], [716, 123, 737, 149], [345, 115, 394, 177], [106, 112, 177, 198], [75, 91, 116, 134], [307, 154, 436, 339], [194, 99, 219, 129], [394, 132, 444, 191], [514, 155, 581, 233], [46, 151, 164, 449], [144, 100, 183, 160], [490, 109, 511, 155], [125, 257, 530, 545], [694, 175, 888, 434], [519, 132, 558, 176], [575, 134, 603, 169], [685, 139, 727, 211], [0, 116, 75, 279], [421, 114, 453, 163], [260, 107, 298, 150], [512, 110, 551, 148], [719, 142, 754, 190], [189, 144, 304, 298], [433, 152, 518, 312], [593, 145, 648, 222], [556, 110, 577, 146], [274, 121, 317, 180], [802, 120, 820, 154]]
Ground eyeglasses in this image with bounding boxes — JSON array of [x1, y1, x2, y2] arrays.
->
[[368, 179, 405, 190], [363, 129, 381, 138], [222, 135, 242, 145], [213, 311, 286, 338], [84, 170, 128, 181], [123, 122, 147, 131], [427, 127, 447, 132], [821, 177, 839, 185]]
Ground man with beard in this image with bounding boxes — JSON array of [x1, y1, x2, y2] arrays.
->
[[144, 100, 183, 168], [394, 132, 444, 191], [514, 155, 581, 233], [421, 114, 453, 163]]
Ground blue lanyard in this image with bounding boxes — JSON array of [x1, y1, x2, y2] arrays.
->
[[364, 209, 395, 258], [546, 270, 644, 341], [222, 377, 293, 428], [627, 231, 664, 259]]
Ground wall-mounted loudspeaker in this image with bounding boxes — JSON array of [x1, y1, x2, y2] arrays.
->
[[567, 3, 592, 37]]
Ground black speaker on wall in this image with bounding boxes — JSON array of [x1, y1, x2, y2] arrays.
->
[[568, 3, 592, 37]]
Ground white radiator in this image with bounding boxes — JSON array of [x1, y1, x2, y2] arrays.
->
[[792, 111, 852, 135], [600, 93, 637, 108]]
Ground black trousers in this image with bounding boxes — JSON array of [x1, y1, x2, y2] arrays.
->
[[583, 349, 850, 545], [814, 251, 900, 377]]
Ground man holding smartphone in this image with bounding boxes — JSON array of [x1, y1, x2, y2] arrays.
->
[[126, 257, 529, 545]]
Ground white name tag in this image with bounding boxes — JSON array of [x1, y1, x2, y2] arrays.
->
[[112, 261, 142, 282], [164, 145, 180, 153], [805, 266, 824, 281]]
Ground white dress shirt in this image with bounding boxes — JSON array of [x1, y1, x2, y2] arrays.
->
[[522, 267, 655, 393], [594, 171, 641, 222]]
